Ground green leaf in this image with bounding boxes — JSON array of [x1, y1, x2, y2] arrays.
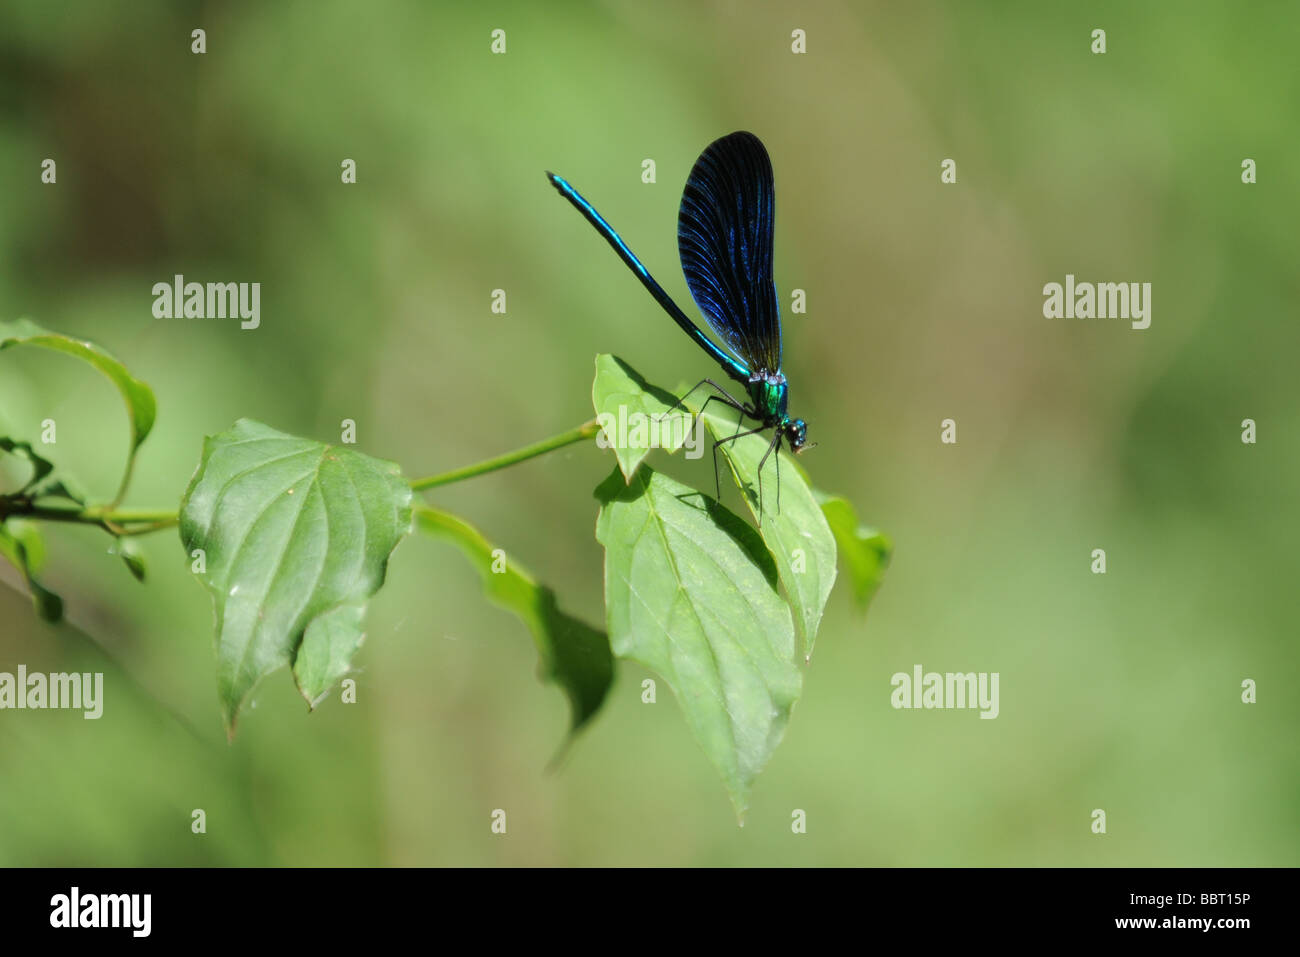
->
[[3, 519, 46, 573], [595, 466, 800, 819], [693, 402, 837, 659], [415, 505, 613, 741], [592, 354, 696, 481], [0, 318, 157, 503], [179, 418, 413, 735], [815, 491, 892, 611], [108, 536, 147, 583], [0, 437, 54, 492], [0, 520, 63, 622]]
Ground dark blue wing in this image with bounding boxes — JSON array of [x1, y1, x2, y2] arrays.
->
[[677, 131, 781, 375]]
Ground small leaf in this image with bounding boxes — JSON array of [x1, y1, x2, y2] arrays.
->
[[179, 418, 412, 734], [595, 466, 800, 819], [815, 491, 891, 611], [0, 521, 63, 622], [0, 437, 54, 492], [0, 318, 157, 503], [415, 505, 612, 740], [29, 477, 87, 505], [694, 402, 837, 659], [4, 520, 46, 573], [108, 537, 147, 583], [592, 354, 696, 481]]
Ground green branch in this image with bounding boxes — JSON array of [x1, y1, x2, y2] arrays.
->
[[21, 504, 179, 525], [409, 418, 601, 491], [4, 417, 603, 535], [4, 502, 180, 535]]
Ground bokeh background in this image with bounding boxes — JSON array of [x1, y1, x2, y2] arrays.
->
[[1, 0, 1296, 866]]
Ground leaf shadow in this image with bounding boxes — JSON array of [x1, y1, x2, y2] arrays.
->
[[678, 489, 779, 590], [595, 465, 779, 590], [607, 354, 684, 410]]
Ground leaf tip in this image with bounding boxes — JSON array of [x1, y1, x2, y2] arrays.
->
[[35, 590, 64, 623]]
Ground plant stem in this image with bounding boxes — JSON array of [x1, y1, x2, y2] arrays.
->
[[410, 418, 601, 492], [20, 504, 178, 525], [4, 418, 603, 533], [16, 503, 180, 534]]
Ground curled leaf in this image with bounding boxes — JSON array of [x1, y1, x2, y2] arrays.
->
[[416, 505, 613, 742], [0, 521, 63, 622], [0, 437, 54, 493], [0, 318, 156, 503]]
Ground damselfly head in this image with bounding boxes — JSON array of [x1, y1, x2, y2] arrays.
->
[[784, 418, 809, 453]]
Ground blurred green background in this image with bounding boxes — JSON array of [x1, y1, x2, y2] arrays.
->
[[1, 0, 1296, 866]]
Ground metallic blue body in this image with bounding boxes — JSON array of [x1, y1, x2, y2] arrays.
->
[[546, 172, 752, 387]]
